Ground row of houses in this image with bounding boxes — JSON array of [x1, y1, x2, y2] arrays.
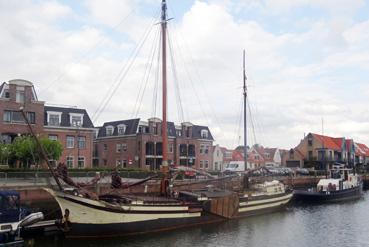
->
[[4, 80, 366, 171], [0, 79, 214, 170], [212, 144, 282, 170], [282, 133, 369, 169]]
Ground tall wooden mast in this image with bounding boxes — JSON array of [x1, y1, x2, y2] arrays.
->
[[161, 0, 168, 173], [243, 50, 248, 171]]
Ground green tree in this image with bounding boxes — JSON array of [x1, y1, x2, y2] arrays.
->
[[10, 136, 63, 168], [11, 136, 36, 168], [39, 138, 63, 161]]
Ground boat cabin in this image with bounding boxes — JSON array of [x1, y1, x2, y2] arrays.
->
[[316, 166, 360, 192], [0, 191, 20, 224]]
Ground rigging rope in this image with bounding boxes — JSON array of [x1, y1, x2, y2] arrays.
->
[[167, 28, 185, 123], [39, 9, 136, 97], [151, 33, 161, 119], [92, 11, 159, 123], [131, 24, 161, 118]]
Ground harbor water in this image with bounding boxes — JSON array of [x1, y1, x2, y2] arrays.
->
[[33, 192, 369, 247]]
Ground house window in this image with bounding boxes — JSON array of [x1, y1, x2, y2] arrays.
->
[[117, 124, 126, 135], [12, 111, 24, 123], [103, 159, 107, 166], [308, 151, 313, 160], [78, 157, 85, 168], [103, 144, 107, 151], [200, 160, 203, 168], [106, 126, 114, 136], [122, 160, 127, 168], [78, 136, 86, 149], [48, 135, 58, 141], [2, 90, 10, 98], [27, 112, 35, 124], [205, 160, 209, 169], [177, 130, 182, 137], [201, 130, 208, 139], [169, 143, 174, 153], [200, 144, 204, 154], [66, 136, 74, 148], [71, 115, 82, 127], [116, 160, 122, 167], [205, 145, 209, 154], [49, 114, 60, 126], [122, 143, 127, 152], [16, 90, 25, 103], [308, 138, 313, 146], [153, 126, 158, 135], [116, 143, 122, 153], [66, 156, 74, 168], [289, 150, 294, 159], [3, 110, 11, 122]]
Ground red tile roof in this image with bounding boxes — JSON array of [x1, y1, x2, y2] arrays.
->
[[355, 143, 369, 156], [312, 133, 342, 151]]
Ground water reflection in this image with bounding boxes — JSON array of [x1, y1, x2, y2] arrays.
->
[[33, 192, 369, 247]]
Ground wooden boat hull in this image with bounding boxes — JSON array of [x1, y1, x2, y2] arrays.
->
[[293, 184, 363, 203], [44, 188, 224, 238], [236, 192, 293, 218]]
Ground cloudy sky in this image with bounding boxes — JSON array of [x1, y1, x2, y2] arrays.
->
[[1, 0, 369, 149]]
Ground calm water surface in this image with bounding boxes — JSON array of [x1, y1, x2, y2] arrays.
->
[[34, 192, 369, 247]]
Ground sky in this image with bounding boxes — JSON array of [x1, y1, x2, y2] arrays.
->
[[1, 0, 369, 149]]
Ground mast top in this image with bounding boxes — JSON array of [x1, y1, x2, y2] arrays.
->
[[161, 0, 167, 24]]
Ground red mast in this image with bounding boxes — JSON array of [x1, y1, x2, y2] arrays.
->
[[161, 0, 168, 173]]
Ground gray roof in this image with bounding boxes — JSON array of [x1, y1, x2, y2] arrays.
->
[[0, 82, 5, 94], [98, 119, 140, 137], [44, 106, 94, 128], [97, 118, 213, 140], [192, 125, 214, 140]]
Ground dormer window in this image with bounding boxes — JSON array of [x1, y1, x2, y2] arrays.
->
[[47, 111, 62, 126], [70, 113, 84, 127], [16, 86, 25, 103], [106, 125, 114, 136], [117, 124, 126, 135], [201, 129, 208, 139], [3, 90, 9, 98]]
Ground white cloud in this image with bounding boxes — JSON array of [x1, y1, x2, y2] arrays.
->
[[1, 0, 369, 150]]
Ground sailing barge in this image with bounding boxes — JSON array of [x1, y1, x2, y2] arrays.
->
[[30, 0, 237, 238]]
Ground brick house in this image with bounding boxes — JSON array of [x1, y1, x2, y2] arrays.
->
[[0, 79, 95, 168], [43, 106, 95, 168], [0, 79, 44, 144], [282, 148, 305, 168], [285, 133, 349, 169], [354, 142, 369, 166], [94, 118, 214, 170]]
